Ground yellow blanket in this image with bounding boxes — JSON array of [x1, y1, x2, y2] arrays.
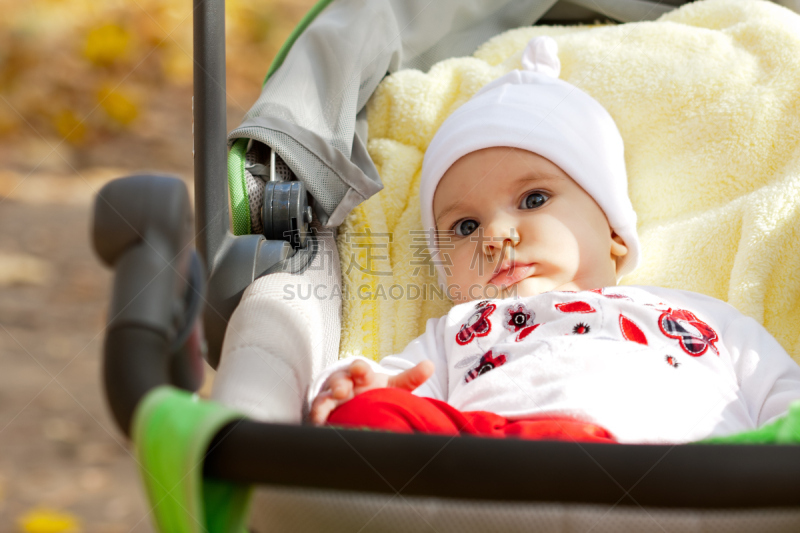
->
[[337, 0, 800, 363]]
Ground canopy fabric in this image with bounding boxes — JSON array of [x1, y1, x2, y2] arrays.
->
[[227, 0, 674, 228]]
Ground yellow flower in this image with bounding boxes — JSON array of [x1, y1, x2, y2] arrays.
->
[[17, 508, 80, 533]]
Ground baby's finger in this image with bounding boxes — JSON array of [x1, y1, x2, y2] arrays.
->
[[320, 369, 348, 393], [310, 391, 339, 426], [348, 360, 374, 386], [330, 376, 353, 400], [388, 361, 434, 391]]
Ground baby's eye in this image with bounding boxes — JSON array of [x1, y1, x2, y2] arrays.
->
[[521, 191, 549, 210], [454, 219, 479, 236]]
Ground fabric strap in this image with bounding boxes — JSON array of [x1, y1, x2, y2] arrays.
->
[[132, 386, 253, 533]]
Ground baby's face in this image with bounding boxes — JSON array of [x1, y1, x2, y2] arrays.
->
[[433, 147, 628, 303]]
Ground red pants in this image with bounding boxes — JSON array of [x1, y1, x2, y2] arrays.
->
[[327, 388, 616, 443]]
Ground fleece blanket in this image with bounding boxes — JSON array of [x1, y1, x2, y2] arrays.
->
[[337, 0, 800, 364]]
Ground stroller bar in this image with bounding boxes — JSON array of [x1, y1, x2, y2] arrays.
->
[[193, 0, 230, 273], [203, 421, 800, 508]]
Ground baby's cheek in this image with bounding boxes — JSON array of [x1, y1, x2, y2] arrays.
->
[[442, 247, 469, 278], [439, 253, 470, 301]]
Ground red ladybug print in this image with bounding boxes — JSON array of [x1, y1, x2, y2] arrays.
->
[[572, 322, 591, 335], [619, 315, 648, 345], [465, 350, 507, 382], [504, 303, 535, 332], [516, 323, 542, 341], [456, 301, 496, 346], [658, 309, 719, 357], [555, 301, 596, 314], [665, 355, 681, 368]]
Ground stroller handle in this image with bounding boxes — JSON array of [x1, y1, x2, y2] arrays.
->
[[93, 175, 199, 435], [91, 179, 800, 509]]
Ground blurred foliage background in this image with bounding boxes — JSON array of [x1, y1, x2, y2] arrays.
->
[[1, 0, 310, 149], [0, 0, 313, 531]]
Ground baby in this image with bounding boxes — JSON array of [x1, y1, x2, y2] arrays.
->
[[308, 37, 800, 444]]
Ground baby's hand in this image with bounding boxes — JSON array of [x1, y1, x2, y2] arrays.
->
[[309, 359, 434, 426]]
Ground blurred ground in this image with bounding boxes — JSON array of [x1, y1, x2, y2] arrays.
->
[[0, 0, 314, 530]]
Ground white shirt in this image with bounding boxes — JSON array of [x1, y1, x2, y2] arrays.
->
[[310, 286, 800, 443]]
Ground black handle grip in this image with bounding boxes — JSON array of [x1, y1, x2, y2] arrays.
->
[[92, 175, 197, 435], [93, 175, 192, 269]]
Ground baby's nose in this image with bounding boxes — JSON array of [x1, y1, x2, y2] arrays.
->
[[481, 225, 520, 256]]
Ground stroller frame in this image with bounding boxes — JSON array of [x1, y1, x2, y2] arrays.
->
[[92, 0, 800, 527]]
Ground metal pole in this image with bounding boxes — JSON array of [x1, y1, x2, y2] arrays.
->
[[193, 0, 230, 274]]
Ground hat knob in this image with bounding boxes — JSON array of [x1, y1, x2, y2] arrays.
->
[[521, 36, 561, 79]]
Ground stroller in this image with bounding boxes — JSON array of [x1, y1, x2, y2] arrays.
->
[[92, 0, 800, 531]]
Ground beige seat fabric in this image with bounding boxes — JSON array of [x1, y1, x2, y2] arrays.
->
[[211, 221, 341, 423]]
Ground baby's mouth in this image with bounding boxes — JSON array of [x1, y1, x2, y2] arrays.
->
[[488, 263, 536, 288]]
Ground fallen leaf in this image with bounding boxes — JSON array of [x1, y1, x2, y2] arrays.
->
[[0, 252, 52, 287], [17, 508, 80, 533], [53, 111, 86, 144], [83, 23, 130, 66], [98, 88, 138, 126]]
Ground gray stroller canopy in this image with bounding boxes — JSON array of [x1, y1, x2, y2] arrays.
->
[[228, 0, 677, 229]]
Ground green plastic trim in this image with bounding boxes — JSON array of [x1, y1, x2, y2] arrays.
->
[[263, 0, 335, 85], [133, 386, 253, 533], [698, 400, 800, 445], [227, 138, 251, 236]]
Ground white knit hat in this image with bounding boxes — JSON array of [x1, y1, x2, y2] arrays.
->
[[419, 36, 639, 287]]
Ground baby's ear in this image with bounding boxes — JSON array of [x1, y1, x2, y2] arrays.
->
[[610, 231, 628, 270]]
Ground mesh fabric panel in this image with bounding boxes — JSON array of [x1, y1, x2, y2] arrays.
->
[[245, 142, 267, 235], [243, 141, 298, 236], [250, 486, 800, 533], [233, 127, 350, 217]]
